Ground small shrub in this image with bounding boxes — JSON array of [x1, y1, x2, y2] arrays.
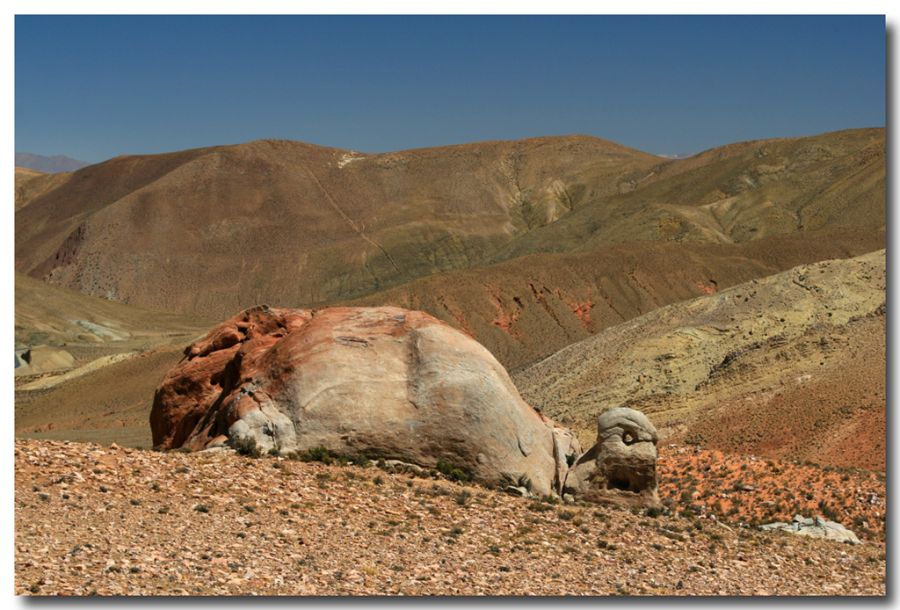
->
[[232, 437, 261, 458], [350, 454, 371, 468], [436, 459, 472, 483], [302, 446, 333, 464], [194, 504, 210, 513], [558, 509, 575, 521]]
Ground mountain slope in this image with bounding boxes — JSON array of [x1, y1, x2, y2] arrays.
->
[[15, 136, 659, 316], [499, 128, 884, 258], [15, 167, 71, 211], [14, 273, 211, 446], [15, 129, 884, 321], [514, 250, 885, 470], [15, 271, 209, 350], [345, 231, 883, 369]]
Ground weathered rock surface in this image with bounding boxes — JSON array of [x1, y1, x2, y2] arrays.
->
[[151, 306, 585, 497], [565, 408, 660, 507], [759, 515, 861, 545]]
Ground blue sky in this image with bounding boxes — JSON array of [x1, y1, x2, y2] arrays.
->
[[15, 15, 885, 162]]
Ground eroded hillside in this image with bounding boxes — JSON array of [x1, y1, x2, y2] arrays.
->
[[347, 231, 883, 369], [515, 251, 885, 470]]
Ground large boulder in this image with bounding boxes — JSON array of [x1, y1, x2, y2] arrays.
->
[[151, 306, 583, 497]]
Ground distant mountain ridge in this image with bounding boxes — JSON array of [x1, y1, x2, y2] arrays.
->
[[15, 128, 884, 348], [15, 152, 89, 173]]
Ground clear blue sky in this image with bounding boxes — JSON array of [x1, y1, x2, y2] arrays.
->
[[15, 15, 885, 163]]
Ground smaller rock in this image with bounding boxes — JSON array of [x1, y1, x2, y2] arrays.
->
[[505, 486, 529, 497], [759, 515, 861, 544], [382, 460, 426, 476]]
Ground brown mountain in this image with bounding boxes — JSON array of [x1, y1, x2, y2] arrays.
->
[[15, 136, 659, 315], [15, 129, 883, 324]]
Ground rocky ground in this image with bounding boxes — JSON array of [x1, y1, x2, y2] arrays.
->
[[15, 440, 885, 596]]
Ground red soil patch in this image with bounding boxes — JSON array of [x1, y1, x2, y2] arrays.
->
[[694, 280, 717, 295], [657, 443, 885, 541], [489, 294, 521, 336]]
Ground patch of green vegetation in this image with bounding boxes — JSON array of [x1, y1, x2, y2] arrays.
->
[[232, 437, 261, 458], [436, 458, 473, 483]]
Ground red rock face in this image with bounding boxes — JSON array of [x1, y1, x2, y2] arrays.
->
[[150, 305, 582, 497], [150, 306, 314, 451]]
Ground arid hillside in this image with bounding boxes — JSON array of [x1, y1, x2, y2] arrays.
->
[[15, 129, 884, 322], [13, 235, 884, 451], [15, 135, 659, 315], [347, 231, 883, 369], [15, 167, 71, 211], [500, 128, 884, 258], [14, 274, 210, 448], [515, 251, 886, 470], [15, 271, 208, 350]]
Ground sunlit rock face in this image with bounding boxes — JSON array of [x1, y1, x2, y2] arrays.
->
[[151, 305, 660, 507], [563, 407, 660, 508], [150, 305, 580, 497]]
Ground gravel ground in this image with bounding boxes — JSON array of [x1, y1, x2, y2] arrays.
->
[[14, 440, 885, 596]]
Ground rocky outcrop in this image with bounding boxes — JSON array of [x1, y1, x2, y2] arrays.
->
[[564, 408, 660, 507], [759, 515, 861, 544], [151, 306, 591, 498], [151, 305, 662, 505]]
